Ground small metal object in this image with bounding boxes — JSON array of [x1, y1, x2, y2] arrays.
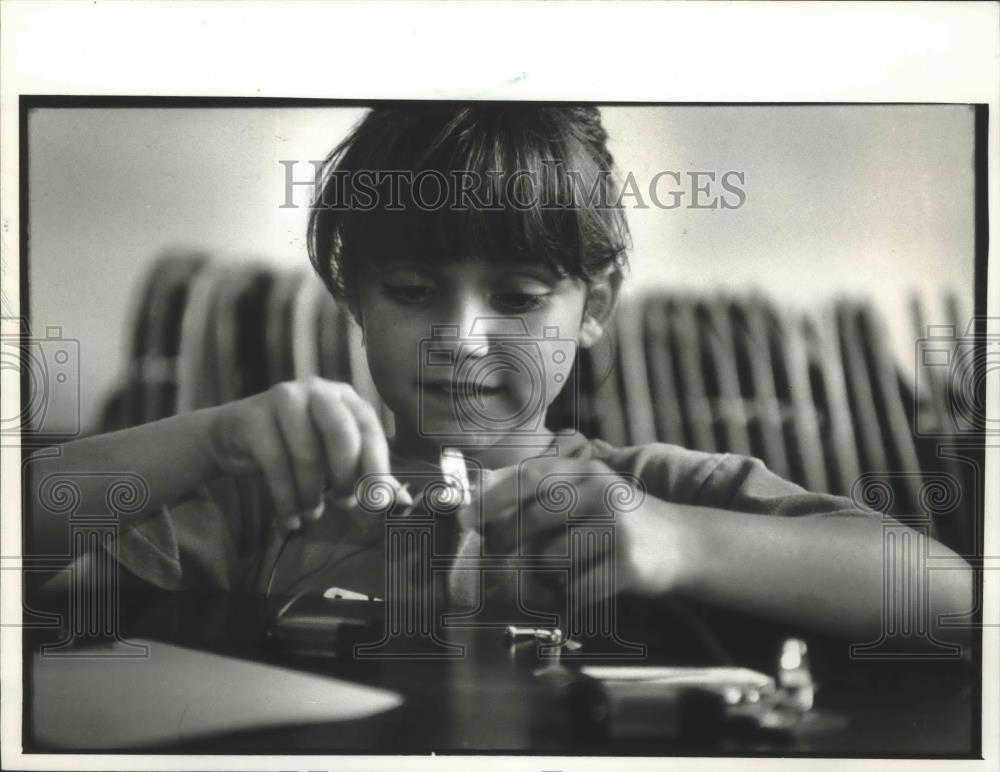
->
[[504, 625, 564, 643], [777, 638, 814, 711], [505, 625, 539, 640]]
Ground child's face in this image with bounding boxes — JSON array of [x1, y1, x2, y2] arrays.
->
[[354, 257, 603, 451]]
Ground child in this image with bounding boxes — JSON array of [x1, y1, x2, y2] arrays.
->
[[30, 105, 971, 649]]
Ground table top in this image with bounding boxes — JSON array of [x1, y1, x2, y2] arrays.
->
[[23, 591, 978, 756]]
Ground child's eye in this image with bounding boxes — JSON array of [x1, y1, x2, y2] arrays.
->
[[383, 284, 437, 304], [492, 292, 552, 313]]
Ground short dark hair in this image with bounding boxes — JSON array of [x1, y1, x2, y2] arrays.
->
[[307, 105, 630, 302]]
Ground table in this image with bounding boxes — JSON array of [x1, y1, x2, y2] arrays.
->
[[23, 591, 978, 755]]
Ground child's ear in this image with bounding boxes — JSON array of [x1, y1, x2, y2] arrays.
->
[[578, 266, 623, 349]]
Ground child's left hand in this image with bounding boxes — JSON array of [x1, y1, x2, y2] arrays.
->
[[457, 457, 689, 601]]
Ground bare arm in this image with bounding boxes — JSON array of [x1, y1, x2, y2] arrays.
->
[[27, 409, 224, 557], [633, 499, 973, 647], [469, 457, 973, 649], [27, 379, 408, 558]]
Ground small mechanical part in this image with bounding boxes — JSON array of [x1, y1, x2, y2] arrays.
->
[[504, 625, 564, 643]]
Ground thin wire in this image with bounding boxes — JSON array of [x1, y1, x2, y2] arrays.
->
[[268, 534, 391, 622], [264, 486, 426, 600], [264, 528, 297, 599], [281, 535, 385, 599], [261, 489, 730, 666]]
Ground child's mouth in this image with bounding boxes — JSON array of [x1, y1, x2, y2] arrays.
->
[[422, 381, 505, 398]]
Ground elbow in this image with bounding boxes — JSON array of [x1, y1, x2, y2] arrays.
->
[[930, 557, 975, 650]]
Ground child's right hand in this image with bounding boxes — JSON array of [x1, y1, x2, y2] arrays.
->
[[205, 378, 410, 530]]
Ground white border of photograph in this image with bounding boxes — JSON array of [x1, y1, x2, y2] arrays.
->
[[1, 2, 997, 771]]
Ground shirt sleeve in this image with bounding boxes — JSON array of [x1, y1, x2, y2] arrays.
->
[[590, 439, 876, 518], [106, 473, 273, 591]]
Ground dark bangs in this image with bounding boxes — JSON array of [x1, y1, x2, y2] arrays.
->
[[307, 106, 630, 301]]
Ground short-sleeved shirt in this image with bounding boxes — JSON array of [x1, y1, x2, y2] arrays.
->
[[106, 432, 875, 601]]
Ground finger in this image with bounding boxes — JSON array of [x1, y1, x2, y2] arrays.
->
[[569, 554, 627, 603], [458, 464, 533, 530], [476, 458, 606, 526], [339, 389, 408, 504], [338, 390, 391, 475], [482, 505, 567, 556], [272, 384, 326, 520], [521, 525, 617, 604], [560, 525, 622, 601], [464, 459, 601, 532], [246, 410, 304, 529], [308, 389, 363, 500]]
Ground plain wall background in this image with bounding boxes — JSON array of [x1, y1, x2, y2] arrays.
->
[[27, 105, 976, 434]]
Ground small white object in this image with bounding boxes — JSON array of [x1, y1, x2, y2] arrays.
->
[[778, 638, 814, 711], [440, 447, 472, 507], [580, 665, 775, 692], [505, 625, 564, 643], [779, 638, 809, 675], [323, 587, 382, 602]]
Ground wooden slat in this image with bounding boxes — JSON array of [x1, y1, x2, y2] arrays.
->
[[616, 296, 657, 446], [856, 304, 927, 527], [215, 266, 271, 404], [569, 344, 600, 439], [265, 269, 306, 387], [836, 301, 891, 500], [123, 255, 176, 425], [769, 302, 826, 491], [643, 295, 684, 445], [176, 262, 229, 413], [914, 291, 976, 553], [139, 253, 207, 423], [697, 296, 752, 457], [667, 297, 715, 453], [234, 270, 274, 399], [800, 307, 861, 495], [731, 298, 795, 482]]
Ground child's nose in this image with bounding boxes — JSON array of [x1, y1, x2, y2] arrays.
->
[[454, 313, 530, 362], [450, 296, 500, 342]]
